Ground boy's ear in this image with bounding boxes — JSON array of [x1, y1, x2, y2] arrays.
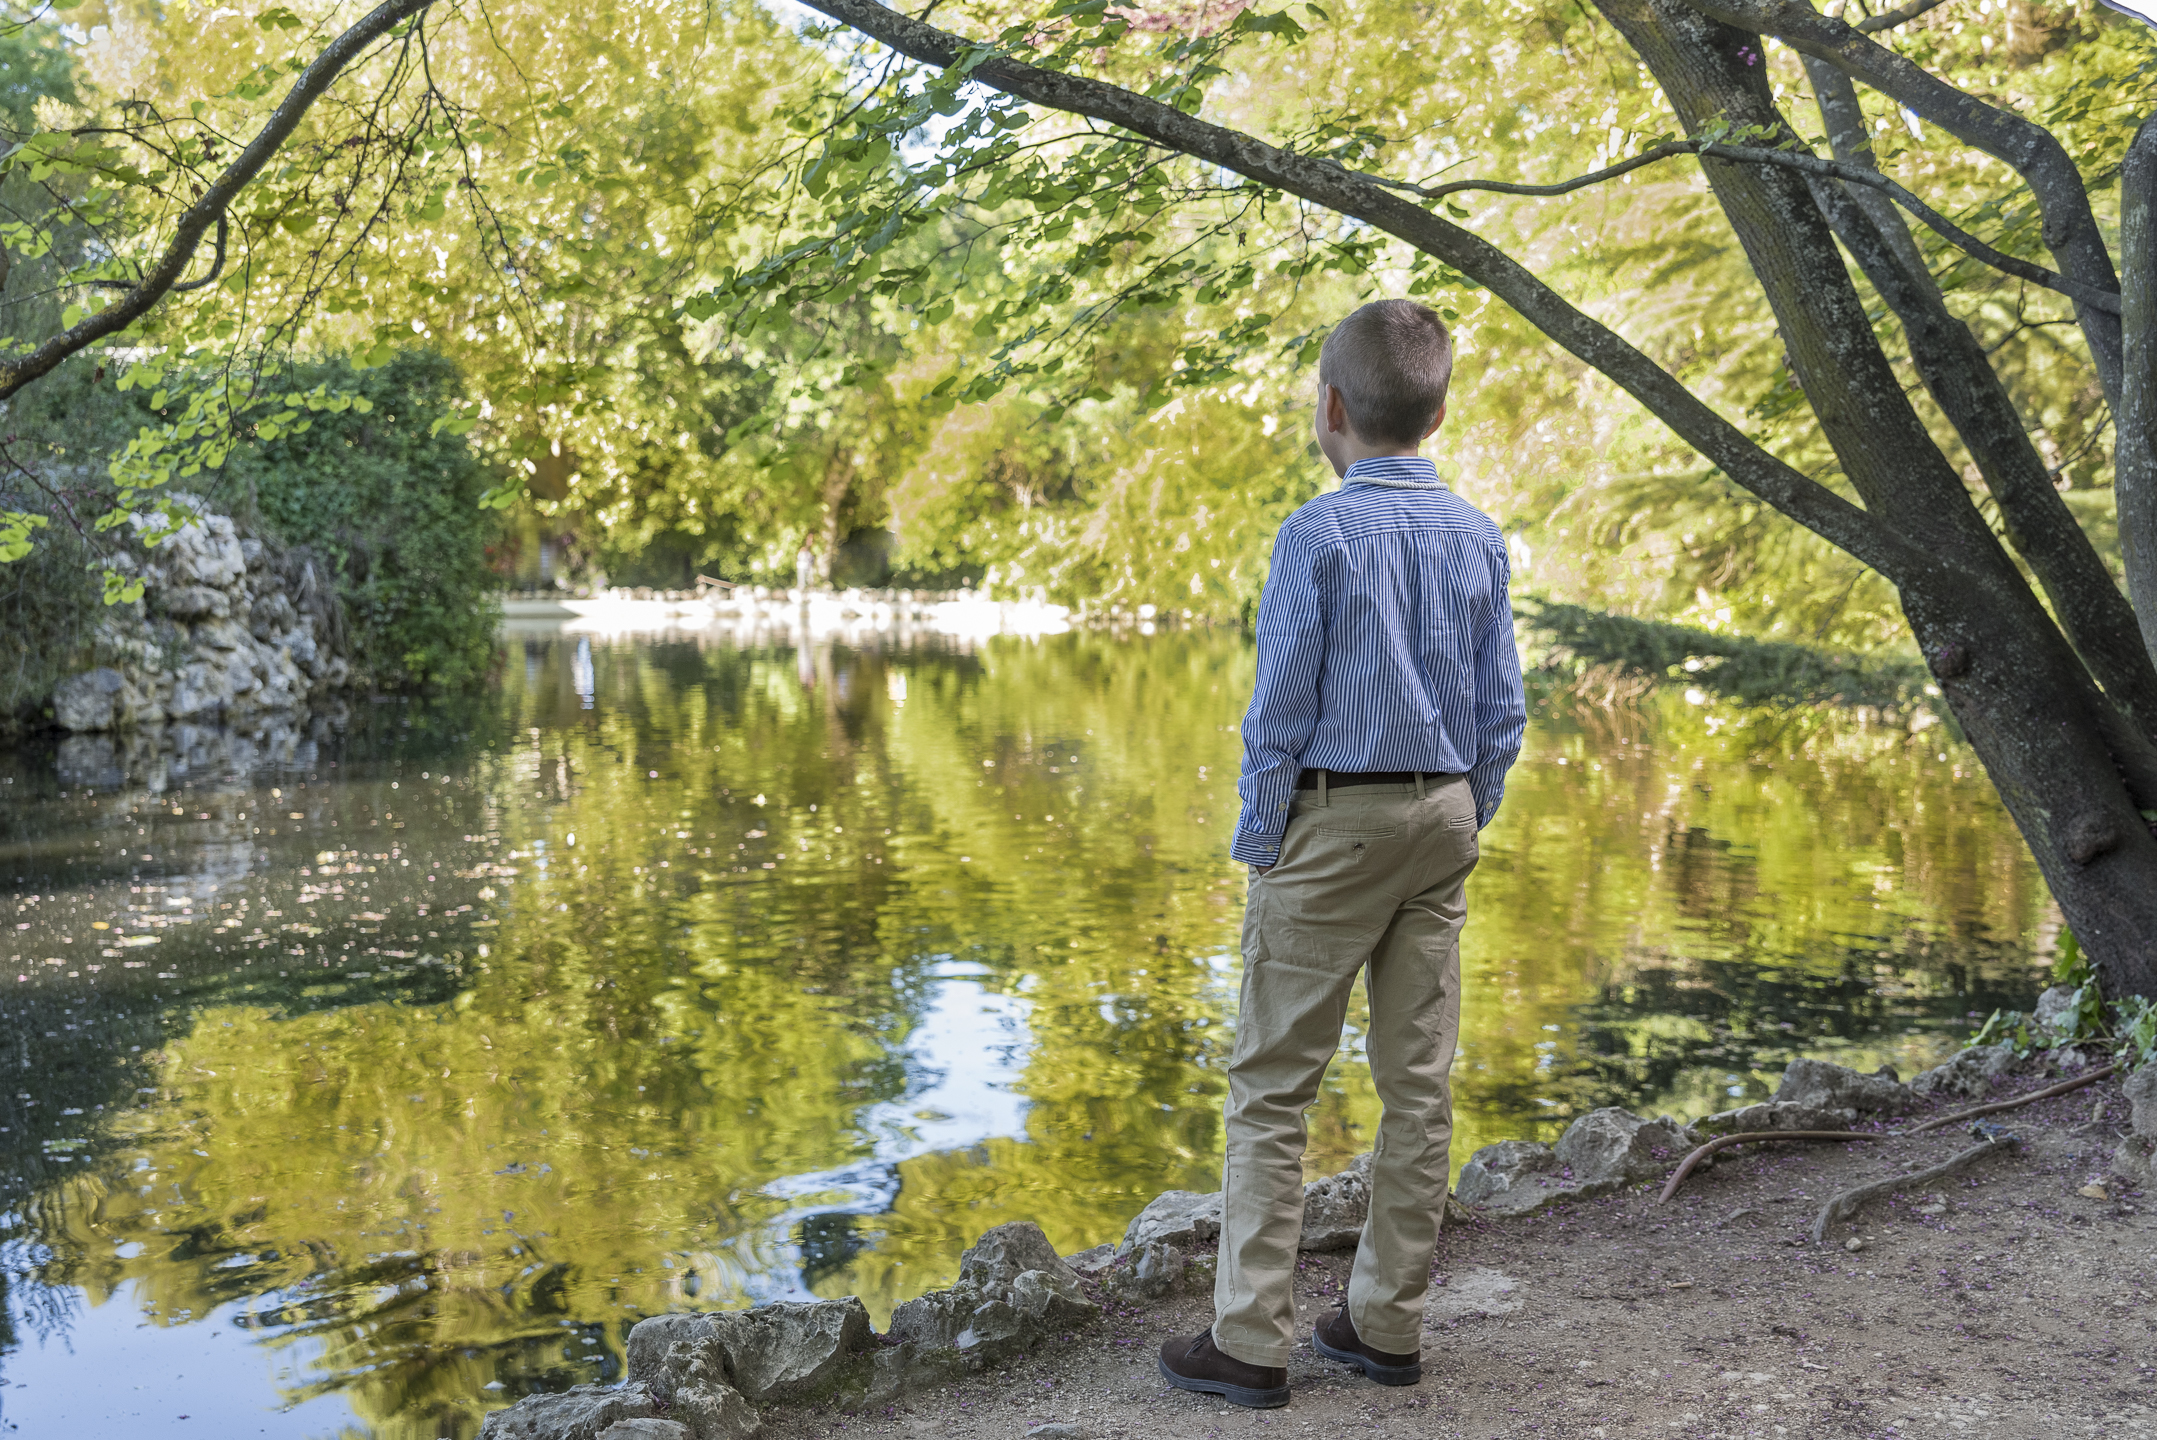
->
[[1324, 384, 1352, 437], [1420, 403, 1448, 440]]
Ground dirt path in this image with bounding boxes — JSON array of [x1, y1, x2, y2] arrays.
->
[[761, 1074, 2155, 1440]]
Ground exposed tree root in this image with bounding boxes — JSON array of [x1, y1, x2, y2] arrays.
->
[[1809, 1131, 2022, 1243]]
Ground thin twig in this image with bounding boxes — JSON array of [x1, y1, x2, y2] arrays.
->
[[1809, 1131, 2019, 1243]]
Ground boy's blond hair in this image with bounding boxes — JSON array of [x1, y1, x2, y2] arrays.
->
[[1318, 300, 1454, 446]]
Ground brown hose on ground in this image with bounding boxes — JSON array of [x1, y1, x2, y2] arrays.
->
[[1656, 1063, 2119, 1204], [1655, 1130, 1884, 1205], [1897, 1063, 2118, 1134]]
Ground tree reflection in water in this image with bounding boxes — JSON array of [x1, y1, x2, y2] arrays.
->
[[0, 629, 2049, 1438]]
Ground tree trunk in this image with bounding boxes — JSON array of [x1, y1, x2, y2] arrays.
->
[[2122, 117, 2157, 674]]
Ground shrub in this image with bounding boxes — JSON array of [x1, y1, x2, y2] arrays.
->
[[229, 350, 500, 689]]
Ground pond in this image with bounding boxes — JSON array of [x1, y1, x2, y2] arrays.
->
[[0, 623, 2054, 1438]]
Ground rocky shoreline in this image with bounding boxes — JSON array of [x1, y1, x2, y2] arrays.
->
[[478, 1019, 2157, 1440]]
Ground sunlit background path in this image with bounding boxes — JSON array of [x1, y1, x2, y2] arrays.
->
[[0, 624, 2050, 1438]]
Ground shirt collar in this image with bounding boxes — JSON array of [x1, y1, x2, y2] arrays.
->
[[1341, 455, 1444, 490]]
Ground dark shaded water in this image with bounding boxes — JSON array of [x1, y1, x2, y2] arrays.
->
[[0, 627, 2051, 1436]]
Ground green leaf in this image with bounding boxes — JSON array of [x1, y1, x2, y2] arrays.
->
[[102, 572, 147, 605], [1231, 9, 1310, 39], [0, 510, 50, 564]]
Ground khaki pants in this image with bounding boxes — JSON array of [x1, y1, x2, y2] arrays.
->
[[1212, 774, 1476, 1367]]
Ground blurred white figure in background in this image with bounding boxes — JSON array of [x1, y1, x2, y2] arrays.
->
[[573, 636, 595, 710]]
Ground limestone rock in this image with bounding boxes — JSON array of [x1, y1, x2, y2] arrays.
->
[[1909, 1043, 2018, 1099], [151, 511, 247, 588], [1060, 1243, 1117, 1278], [2114, 1134, 2156, 1187], [664, 1379, 760, 1440], [1554, 1108, 1693, 1192], [1453, 1139, 1560, 1216], [622, 1315, 763, 1439], [478, 1383, 661, 1440], [1773, 1058, 1914, 1115], [626, 1314, 724, 1392], [2115, 1067, 2157, 1187], [1423, 1267, 1524, 1326], [704, 1299, 874, 1404], [601, 1424, 693, 1440], [1100, 1240, 1188, 1302], [1693, 1102, 1851, 1136], [193, 617, 251, 652], [168, 660, 229, 720], [1298, 1151, 1373, 1252], [249, 588, 298, 639], [864, 1340, 961, 1407], [887, 1224, 1100, 1371], [54, 668, 129, 732], [48, 496, 358, 736], [2034, 985, 2082, 1036], [163, 585, 230, 620], [960, 1221, 1080, 1293], [1117, 1189, 1222, 1254]]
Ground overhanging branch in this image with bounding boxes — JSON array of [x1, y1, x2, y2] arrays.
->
[[0, 0, 439, 402], [1356, 139, 2119, 314]]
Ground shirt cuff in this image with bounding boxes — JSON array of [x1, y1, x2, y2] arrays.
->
[[1231, 828, 1283, 866]]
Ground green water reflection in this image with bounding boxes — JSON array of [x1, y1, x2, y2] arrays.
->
[[0, 628, 2051, 1438]]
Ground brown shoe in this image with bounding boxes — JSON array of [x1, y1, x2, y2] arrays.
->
[[1157, 1329, 1290, 1408], [1313, 1304, 1422, 1385]]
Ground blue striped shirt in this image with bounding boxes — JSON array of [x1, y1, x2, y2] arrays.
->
[[1232, 455, 1527, 865]]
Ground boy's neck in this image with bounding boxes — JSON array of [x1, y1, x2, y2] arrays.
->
[[1327, 441, 1424, 476]]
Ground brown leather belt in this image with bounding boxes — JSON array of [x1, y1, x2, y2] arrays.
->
[[1293, 769, 1457, 790]]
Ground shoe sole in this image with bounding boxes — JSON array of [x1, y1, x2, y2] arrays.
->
[[1313, 1329, 1423, 1386], [1156, 1354, 1291, 1408]]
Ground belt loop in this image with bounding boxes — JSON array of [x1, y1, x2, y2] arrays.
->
[[1415, 771, 1426, 800], [1317, 768, 1329, 807]]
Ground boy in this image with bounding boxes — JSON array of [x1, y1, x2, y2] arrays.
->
[[1160, 299, 1526, 1407]]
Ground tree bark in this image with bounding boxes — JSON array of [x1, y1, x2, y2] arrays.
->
[[2122, 117, 2157, 675]]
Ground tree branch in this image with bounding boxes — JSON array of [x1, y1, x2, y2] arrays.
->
[[1810, 173, 2157, 745], [794, 0, 1931, 581], [0, 0, 438, 403], [1359, 140, 2118, 314], [1854, 0, 1950, 31], [1679, 0, 2123, 402]]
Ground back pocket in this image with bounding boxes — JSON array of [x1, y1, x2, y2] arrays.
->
[[1313, 825, 1395, 865]]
